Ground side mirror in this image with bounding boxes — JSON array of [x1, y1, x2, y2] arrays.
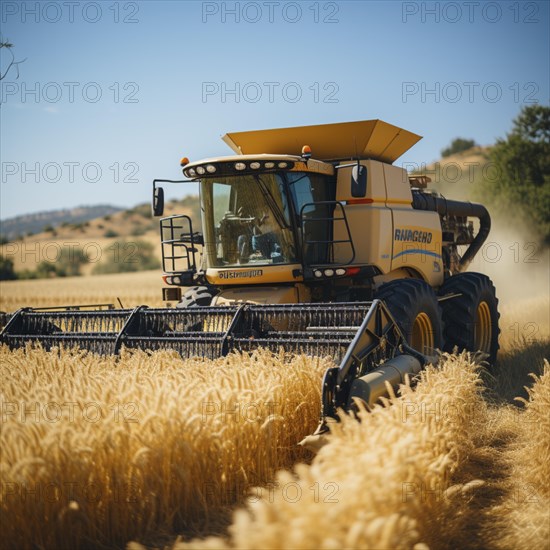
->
[[351, 164, 367, 197], [153, 186, 165, 217]]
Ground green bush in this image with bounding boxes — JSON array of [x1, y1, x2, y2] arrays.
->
[[441, 138, 477, 158], [34, 262, 59, 278], [131, 203, 153, 219], [104, 229, 119, 238], [16, 246, 88, 279], [58, 247, 88, 276], [70, 222, 88, 232], [92, 240, 160, 275], [0, 255, 17, 280], [130, 226, 147, 237]]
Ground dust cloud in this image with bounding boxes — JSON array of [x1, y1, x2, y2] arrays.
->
[[464, 214, 549, 342]]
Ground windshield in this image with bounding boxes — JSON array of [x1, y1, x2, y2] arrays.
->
[[201, 174, 297, 268]]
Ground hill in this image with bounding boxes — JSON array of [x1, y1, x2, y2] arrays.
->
[[411, 145, 491, 202], [0, 205, 122, 241], [0, 196, 201, 277]]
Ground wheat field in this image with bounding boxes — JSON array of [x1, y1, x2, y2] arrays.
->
[[165, 356, 550, 550], [0, 346, 329, 549], [0, 275, 549, 549], [2, 345, 548, 550], [0, 271, 166, 312]]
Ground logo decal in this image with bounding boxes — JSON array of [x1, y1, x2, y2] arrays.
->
[[394, 228, 433, 244], [219, 269, 263, 280]]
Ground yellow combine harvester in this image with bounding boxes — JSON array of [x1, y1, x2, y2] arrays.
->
[[1, 120, 499, 436]]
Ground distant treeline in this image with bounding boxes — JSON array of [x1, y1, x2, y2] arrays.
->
[[0, 240, 160, 281], [480, 105, 550, 247]]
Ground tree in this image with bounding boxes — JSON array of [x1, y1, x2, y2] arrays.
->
[[511, 104, 550, 143], [483, 105, 550, 245], [56, 246, 88, 276], [19, 247, 89, 279], [441, 138, 477, 157], [0, 256, 17, 280], [92, 240, 160, 274], [0, 38, 26, 81]]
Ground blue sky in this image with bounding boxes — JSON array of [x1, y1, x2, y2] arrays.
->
[[1, 0, 548, 218]]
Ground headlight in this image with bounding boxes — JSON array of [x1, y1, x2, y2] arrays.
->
[[250, 162, 261, 169], [206, 164, 217, 173], [278, 162, 288, 168], [235, 162, 246, 171], [264, 162, 275, 169], [187, 168, 196, 177], [196, 166, 206, 175]]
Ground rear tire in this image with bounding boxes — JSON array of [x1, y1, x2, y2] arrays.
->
[[176, 286, 219, 308], [439, 272, 500, 364], [376, 279, 443, 355]]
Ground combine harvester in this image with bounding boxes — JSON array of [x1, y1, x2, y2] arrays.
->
[[1, 120, 500, 436]]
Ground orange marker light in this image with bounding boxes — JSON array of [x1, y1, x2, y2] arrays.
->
[[301, 145, 312, 157], [180, 157, 190, 167]]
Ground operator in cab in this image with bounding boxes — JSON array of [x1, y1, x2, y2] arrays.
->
[[236, 208, 283, 264]]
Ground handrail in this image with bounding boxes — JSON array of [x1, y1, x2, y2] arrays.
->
[[299, 200, 356, 267]]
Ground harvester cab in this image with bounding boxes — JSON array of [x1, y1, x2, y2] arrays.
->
[[1, 120, 500, 444]]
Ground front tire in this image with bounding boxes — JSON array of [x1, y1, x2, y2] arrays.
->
[[439, 272, 500, 364], [376, 279, 443, 355], [176, 286, 219, 308]]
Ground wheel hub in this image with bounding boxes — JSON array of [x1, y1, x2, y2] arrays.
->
[[411, 312, 434, 354], [475, 301, 492, 353]]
